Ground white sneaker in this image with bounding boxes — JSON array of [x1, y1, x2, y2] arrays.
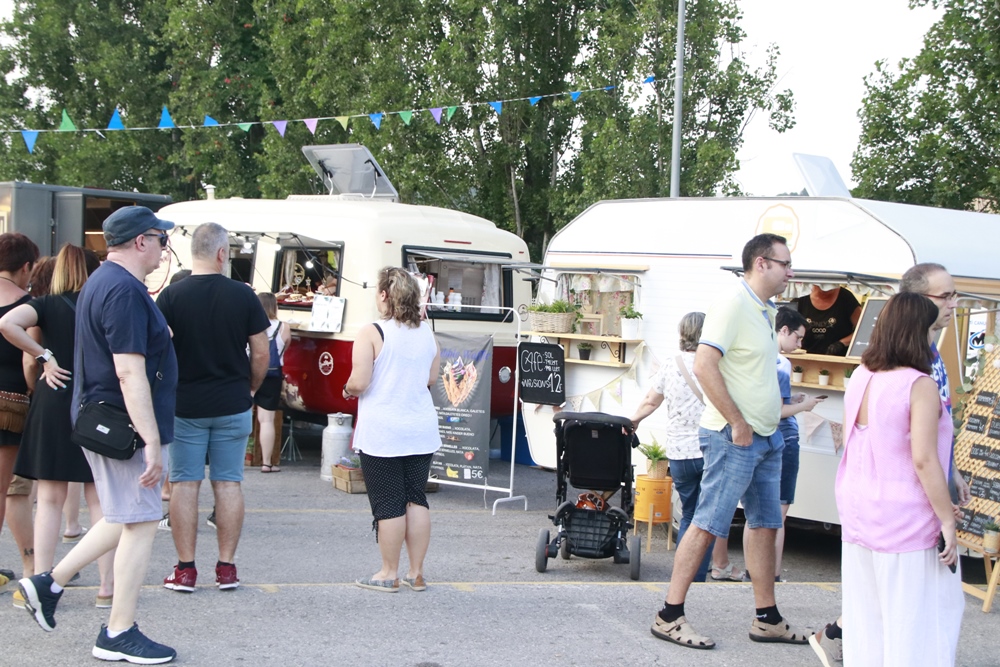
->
[[157, 513, 171, 531]]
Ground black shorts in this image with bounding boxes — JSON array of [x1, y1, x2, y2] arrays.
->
[[358, 452, 433, 539], [253, 376, 282, 411]]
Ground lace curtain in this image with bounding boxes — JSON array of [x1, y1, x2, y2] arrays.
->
[[556, 273, 637, 336]]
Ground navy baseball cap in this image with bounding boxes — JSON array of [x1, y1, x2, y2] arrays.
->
[[103, 206, 175, 247]]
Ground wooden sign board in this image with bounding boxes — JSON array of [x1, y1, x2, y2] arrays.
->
[[846, 297, 888, 358], [955, 345, 1000, 545]]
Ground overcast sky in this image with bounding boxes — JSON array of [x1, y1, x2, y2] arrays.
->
[[2, 0, 940, 197], [734, 0, 941, 195]]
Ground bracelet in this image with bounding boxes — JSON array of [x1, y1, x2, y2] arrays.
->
[[343, 384, 351, 397]]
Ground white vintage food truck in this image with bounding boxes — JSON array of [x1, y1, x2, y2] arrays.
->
[[155, 145, 532, 422], [521, 196, 1000, 526]]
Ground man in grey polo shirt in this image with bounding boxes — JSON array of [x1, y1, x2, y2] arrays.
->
[[19, 206, 179, 664]]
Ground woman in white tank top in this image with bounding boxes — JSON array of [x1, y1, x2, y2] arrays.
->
[[344, 267, 441, 592]]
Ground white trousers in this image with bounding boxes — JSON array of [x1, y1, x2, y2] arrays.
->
[[842, 541, 964, 667]]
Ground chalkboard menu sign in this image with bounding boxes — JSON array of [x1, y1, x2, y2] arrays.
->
[[967, 415, 988, 434], [977, 391, 999, 407], [989, 418, 1000, 441], [517, 342, 566, 406], [846, 297, 888, 358]]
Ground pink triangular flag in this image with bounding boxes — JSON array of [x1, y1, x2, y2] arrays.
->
[[303, 118, 318, 135], [271, 120, 288, 137], [429, 108, 443, 124]]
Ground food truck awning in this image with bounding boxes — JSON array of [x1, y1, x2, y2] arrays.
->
[[411, 250, 514, 265], [721, 266, 899, 299]]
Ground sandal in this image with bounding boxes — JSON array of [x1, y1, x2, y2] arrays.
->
[[651, 614, 716, 650], [62, 528, 87, 543], [401, 575, 427, 592], [355, 576, 399, 593], [710, 562, 744, 582], [96, 593, 113, 609], [749, 617, 810, 644]]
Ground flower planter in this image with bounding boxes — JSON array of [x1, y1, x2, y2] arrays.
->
[[620, 319, 641, 340], [791, 372, 803, 383], [646, 459, 669, 480], [818, 375, 830, 386], [579, 349, 591, 361], [984, 529, 1000, 554]]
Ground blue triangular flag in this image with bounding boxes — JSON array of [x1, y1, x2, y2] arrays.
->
[[158, 106, 175, 129], [570, 91, 581, 102], [528, 96, 542, 106], [204, 115, 219, 127], [604, 85, 615, 91], [369, 113, 383, 129], [489, 101, 502, 115], [107, 109, 125, 130], [21, 130, 38, 154], [643, 76, 655, 84]]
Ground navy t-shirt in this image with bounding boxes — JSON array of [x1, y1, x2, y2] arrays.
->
[[156, 274, 269, 419], [72, 261, 178, 444]]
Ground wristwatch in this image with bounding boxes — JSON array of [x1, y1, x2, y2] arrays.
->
[[35, 348, 53, 364]]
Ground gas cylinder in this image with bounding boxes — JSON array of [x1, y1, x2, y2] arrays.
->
[[321, 413, 354, 481]]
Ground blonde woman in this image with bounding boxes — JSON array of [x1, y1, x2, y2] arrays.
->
[[344, 267, 441, 592], [254, 293, 290, 473]]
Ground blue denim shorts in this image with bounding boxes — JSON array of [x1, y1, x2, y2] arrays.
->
[[170, 410, 252, 483], [692, 425, 784, 537], [780, 437, 800, 505]]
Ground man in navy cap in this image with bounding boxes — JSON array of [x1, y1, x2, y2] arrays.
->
[[19, 206, 180, 664]]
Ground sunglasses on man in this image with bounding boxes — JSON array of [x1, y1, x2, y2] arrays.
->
[[142, 232, 169, 248]]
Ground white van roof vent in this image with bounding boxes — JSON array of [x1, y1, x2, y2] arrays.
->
[[301, 144, 399, 202]]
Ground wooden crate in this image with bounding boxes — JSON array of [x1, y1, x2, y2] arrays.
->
[[332, 465, 366, 494]]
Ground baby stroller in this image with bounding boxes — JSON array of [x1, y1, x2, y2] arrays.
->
[[535, 412, 640, 580]]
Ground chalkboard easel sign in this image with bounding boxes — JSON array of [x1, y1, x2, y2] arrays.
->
[[846, 297, 889, 358], [518, 342, 565, 406]]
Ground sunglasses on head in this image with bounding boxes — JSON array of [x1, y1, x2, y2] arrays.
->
[[142, 232, 169, 248]]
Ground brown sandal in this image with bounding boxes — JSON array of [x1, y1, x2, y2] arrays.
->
[[651, 614, 716, 650]]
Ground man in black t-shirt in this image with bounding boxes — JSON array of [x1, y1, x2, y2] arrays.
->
[[156, 223, 269, 594]]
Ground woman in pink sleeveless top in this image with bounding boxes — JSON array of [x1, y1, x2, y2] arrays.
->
[[835, 292, 963, 666]]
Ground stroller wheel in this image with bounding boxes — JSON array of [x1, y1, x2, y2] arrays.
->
[[560, 536, 572, 560], [535, 528, 550, 573], [630, 536, 642, 580]]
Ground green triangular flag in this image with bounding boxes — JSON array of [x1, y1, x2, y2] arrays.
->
[[335, 116, 350, 131], [398, 110, 413, 126], [58, 109, 77, 132], [446, 106, 457, 121], [237, 123, 253, 132]]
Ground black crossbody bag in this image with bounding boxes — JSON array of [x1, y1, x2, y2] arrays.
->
[[69, 296, 169, 460]]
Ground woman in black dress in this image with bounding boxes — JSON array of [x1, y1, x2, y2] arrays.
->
[[0, 244, 114, 606], [0, 233, 38, 588]]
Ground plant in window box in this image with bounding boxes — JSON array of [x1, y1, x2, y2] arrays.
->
[[818, 369, 831, 386], [638, 442, 669, 480], [577, 341, 593, 361], [984, 519, 1000, 554], [619, 304, 643, 340], [527, 300, 578, 333], [791, 366, 804, 383]]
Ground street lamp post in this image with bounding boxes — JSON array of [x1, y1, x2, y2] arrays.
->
[[669, 0, 685, 198]]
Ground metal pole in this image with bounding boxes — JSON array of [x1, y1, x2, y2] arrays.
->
[[669, 0, 686, 198]]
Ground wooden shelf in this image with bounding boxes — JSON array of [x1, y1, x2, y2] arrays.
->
[[566, 358, 630, 368], [521, 331, 642, 344], [791, 381, 845, 392], [786, 352, 861, 364]]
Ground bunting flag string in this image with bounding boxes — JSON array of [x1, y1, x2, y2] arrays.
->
[[0, 75, 664, 153]]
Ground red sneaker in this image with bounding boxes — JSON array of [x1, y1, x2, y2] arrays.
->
[[163, 566, 197, 593], [216, 563, 239, 590]]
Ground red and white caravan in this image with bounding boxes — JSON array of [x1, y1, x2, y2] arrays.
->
[[155, 145, 531, 422]]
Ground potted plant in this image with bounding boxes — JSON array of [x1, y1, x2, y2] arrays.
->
[[638, 442, 669, 480], [818, 369, 831, 386], [791, 365, 804, 383], [577, 341, 593, 361], [843, 366, 854, 389], [527, 300, 578, 333], [984, 519, 1000, 554], [619, 303, 643, 340]]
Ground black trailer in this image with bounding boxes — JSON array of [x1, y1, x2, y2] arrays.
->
[[0, 181, 171, 257]]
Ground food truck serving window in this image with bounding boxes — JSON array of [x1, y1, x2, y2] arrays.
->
[[273, 246, 343, 309], [404, 247, 513, 322]]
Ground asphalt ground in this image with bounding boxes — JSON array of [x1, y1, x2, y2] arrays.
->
[[2, 425, 996, 666]]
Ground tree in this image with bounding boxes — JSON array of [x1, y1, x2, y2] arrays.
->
[[0, 0, 795, 257], [852, 0, 1000, 212]]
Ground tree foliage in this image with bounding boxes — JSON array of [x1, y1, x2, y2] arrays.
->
[[0, 0, 794, 256], [852, 0, 1000, 211]]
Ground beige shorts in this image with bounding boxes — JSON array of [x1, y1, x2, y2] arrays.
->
[[6, 474, 33, 496]]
